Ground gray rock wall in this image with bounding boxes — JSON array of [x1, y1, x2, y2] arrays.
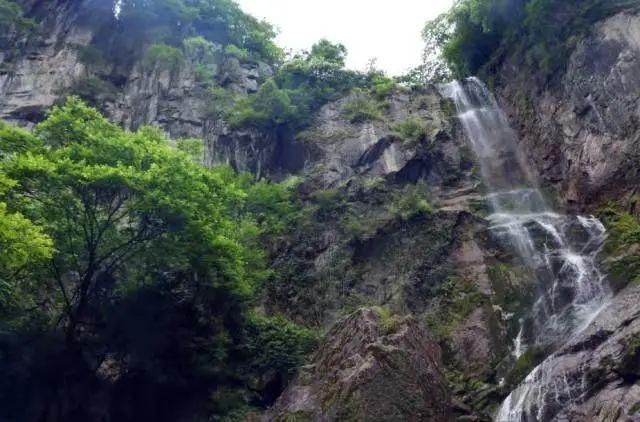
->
[[0, 0, 279, 176], [494, 8, 640, 212]]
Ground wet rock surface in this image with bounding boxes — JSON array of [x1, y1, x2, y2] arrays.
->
[[264, 308, 451, 421], [503, 284, 640, 421]]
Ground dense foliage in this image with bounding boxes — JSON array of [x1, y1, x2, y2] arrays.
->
[[223, 39, 379, 131], [115, 0, 282, 63], [0, 98, 315, 421], [422, 0, 637, 79]]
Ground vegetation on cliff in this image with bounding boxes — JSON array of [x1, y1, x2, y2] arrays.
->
[[600, 206, 640, 290], [115, 0, 282, 63], [421, 0, 638, 80]]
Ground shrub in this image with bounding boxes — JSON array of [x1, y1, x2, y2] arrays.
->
[[68, 76, 119, 106], [183, 36, 220, 82], [425, 277, 487, 341], [143, 43, 184, 72], [310, 188, 344, 214], [390, 183, 433, 220], [370, 74, 397, 100], [342, 89, 383, 123], [183, 36, 220, 63], [373, 306, 402, 335], [391, 117, 428, 145], [226, 79, 300, 130], [225, 43, 250, 60], [245, 313, 318, 375], [203, 85, 236, 119]]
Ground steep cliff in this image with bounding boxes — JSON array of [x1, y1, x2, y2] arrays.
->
[[0, 2, 528, 419], [492, 6, 640, 212], [7, 1, 640, 421], [0, 0, 283, 176], [483, 4, 640, 420]]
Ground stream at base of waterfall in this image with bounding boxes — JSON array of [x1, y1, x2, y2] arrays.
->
[[441, 78, 611, 422]]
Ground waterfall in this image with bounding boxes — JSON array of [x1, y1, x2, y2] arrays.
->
[[441, 78, 611, 421]]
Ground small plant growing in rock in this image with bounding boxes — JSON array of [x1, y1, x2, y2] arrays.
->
[[390, 183, 433, 220], [342, 89, 383, 123], [370, 74, 397, 100], [391, 116, 428, 145], [143, 43, 184, 72], [373, 306, 401, 335], [598, 206, 640, 290]]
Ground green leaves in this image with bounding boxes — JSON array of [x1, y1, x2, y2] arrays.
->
[[0, 90, 314, 422], [245, 312, 318, 374], [227, 79, 299, 130], [434, 0, 632, 78], [0, 122, 42, 158], [342, 89, 383, 123], [1, 98, 269, 321], [0, 202, 52, 278], [116, 0, 282, 63], [143, 43, 185, 71]]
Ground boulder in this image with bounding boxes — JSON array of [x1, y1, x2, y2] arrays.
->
[[265, 308, 452, 421]]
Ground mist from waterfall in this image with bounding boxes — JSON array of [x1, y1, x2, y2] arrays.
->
[[441, 78, 611, 421]]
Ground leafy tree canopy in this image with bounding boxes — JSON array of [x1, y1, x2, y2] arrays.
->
[[115, 0, 282, 63], [0, 98, 313, 420]]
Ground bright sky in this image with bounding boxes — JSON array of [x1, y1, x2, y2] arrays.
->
[[235, 0, 454, 75]]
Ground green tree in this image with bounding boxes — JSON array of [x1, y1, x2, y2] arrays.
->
[[309, 39, 347, 67], [0, 98, 314, 420], [2, 98, 256, 339], [227, 79, 299, 129]]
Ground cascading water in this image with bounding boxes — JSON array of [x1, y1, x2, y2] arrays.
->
[[441, 78, 611, 421]]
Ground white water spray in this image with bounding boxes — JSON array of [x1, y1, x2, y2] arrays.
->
[[441, 78, 610, 421]]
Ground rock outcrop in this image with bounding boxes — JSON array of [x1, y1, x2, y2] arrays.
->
[[265, 308, 451, 421], [493, 7, 640, 212]]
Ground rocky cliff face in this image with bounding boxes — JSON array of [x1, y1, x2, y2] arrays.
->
[[0, 0, 286, 177], [1, 3, 525, 416], [487, 5, 640, 420], [11, 2, 640, 420], [493, 7, 640, 213]]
